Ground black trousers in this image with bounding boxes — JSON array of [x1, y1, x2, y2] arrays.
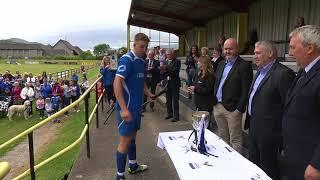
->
[[166, 86, 179, 118], [283, 161, 305, 180], [39, 108, 44, 118], [143, 82, 157, 110], [249, 133, 280, 180], [104, 85, 115, 104]]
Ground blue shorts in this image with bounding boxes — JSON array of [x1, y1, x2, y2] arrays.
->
[[116, 110, 141, 136]]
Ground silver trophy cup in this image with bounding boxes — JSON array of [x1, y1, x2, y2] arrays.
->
[[189, 111, 210, 151]]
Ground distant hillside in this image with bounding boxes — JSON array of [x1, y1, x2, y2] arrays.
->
[[7, 38, 30, 44], [0, 38, 39, 45]]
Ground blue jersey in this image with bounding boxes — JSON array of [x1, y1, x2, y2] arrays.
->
[[115, 51, 145, 111]]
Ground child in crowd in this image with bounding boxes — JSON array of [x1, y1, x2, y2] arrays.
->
[[45, 97, 53, 117], [51, 93, 61, 123], [51, 93, 61, 112], [80, 75, 90, 96], [36, 95, 45, 119]]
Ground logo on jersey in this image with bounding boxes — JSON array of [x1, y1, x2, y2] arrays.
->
[[118, 65, 126, 72], [137, 73, 144, 78]]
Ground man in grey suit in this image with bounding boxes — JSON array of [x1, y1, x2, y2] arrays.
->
[[244, 41, 295, 179], [283, 25, 320, 180]]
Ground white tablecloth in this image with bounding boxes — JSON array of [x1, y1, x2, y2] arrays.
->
[[157, 130, 271, 180]]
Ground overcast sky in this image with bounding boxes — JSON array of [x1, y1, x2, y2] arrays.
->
[[0, 0, 132, 50]]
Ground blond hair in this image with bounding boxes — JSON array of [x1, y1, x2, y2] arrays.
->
[[101, 56, 110, 67]]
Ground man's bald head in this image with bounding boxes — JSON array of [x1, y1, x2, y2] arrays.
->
[[224, 38, 239, 60]]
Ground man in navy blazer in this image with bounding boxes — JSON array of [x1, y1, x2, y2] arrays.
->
[[283, 25, 320, 180], [143, 49, 160, 111]]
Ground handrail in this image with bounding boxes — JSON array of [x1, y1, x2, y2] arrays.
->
[[0, 75, 104, 180], [13, 125, 88, 180], [51, 63, 97, 80], [0, 162, 10, 179]]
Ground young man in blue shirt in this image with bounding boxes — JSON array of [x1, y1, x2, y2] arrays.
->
[[114, 33, 155, 180]]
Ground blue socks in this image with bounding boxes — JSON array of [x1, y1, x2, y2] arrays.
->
[[128, 139, 138, 170], [116, 139, 137, 179], [116, 151, 126, 179]]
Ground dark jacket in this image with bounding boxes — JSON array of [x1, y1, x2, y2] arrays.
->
[[283, 60, 320, 174], [165, 59, 181, 88], [193, 71, 215, 111], [244, 61, 295, 139], [213, 56, 253, 113], [145, 59, 160, 84]]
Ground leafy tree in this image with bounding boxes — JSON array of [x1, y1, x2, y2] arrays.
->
[[93, 44, 110, 56], [80, 50, 94, 60]]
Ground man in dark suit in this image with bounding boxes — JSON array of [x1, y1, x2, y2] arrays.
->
[[162, 49, 181, 122], [244, 41, 295, 179], [213, 38, 253, 153], [143, 50, 160, 112], [283, 25, 320, 180]]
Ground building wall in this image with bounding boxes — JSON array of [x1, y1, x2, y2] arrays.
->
[[206, 16, 224, 48], [183, 0, 320, 57], [0, 49, 43, 58], [53, 41, 73, 55], [248, 0, 320, 56], [184, 28, 198, 55], [185, 12, 238, 55]]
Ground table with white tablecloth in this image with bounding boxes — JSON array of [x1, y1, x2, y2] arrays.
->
[[157, 130, 271, 180]]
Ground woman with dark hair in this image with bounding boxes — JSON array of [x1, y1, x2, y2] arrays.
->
[[188, 56, 215, 130], [185, 45, 199, 99]]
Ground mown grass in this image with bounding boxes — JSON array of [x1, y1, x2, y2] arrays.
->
[[0, 59, 99, 75], [0, 64, 80, 75], [0, 68, 100, 157]]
